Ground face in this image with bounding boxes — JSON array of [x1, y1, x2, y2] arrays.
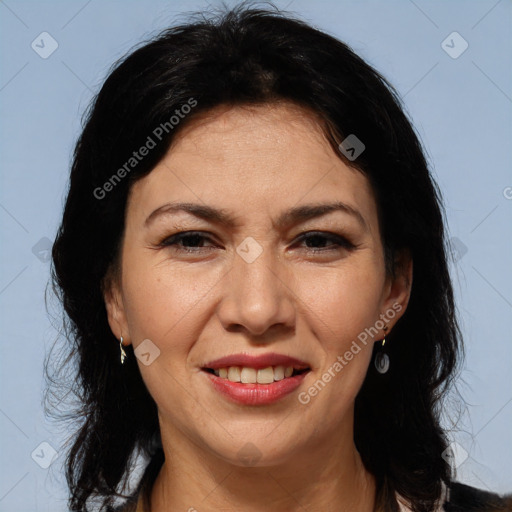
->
[[105, 102, 411, 468]]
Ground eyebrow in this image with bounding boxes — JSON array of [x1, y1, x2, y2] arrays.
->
[[144, 201, 368, 231]]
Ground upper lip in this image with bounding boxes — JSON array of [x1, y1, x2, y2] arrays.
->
[[203, 352, 310, 370]]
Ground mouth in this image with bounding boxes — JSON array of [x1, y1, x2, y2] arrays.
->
[[201, 365, 311, 384], [201, 361, 311, 405], [201, 353, 311, 404]]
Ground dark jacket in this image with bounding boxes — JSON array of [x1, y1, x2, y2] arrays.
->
[[443, 482, 512, 511]]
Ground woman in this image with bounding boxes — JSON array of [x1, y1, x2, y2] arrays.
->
[[47, 4, 511, 511]]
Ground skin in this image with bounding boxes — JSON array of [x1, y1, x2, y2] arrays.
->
[[104, 102, 412, 511]]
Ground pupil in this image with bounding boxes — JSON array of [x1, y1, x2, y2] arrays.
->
[[185, 235, 202, 247], [308, 235, 325, 248]]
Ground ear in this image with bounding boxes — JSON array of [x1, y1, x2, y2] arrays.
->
[[381, 248, 413, 332], [102, 269, 131, 345]]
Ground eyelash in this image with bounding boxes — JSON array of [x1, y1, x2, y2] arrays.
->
[[158, 231, 355, 254]]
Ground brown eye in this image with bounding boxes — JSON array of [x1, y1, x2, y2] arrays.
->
[[295, 231, 355, 252], [160, 231, 217, 253]]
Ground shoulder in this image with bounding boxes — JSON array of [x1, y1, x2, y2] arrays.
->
[[443, 481, 512, 511]]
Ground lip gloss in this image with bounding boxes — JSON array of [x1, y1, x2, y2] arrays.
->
[[203, 370, 308, 405]]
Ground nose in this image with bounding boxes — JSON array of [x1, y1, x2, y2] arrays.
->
[[216, 243, 296, 339]]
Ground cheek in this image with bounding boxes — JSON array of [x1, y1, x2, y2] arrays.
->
[[120, 262, 218, 411], [293, 265, 384, 423], [121, 257, 220, 350], [297, 261, 385, 353]]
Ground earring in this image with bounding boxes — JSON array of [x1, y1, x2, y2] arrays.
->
[[374, 329, 389, 374], [120, 336, 127, 365]]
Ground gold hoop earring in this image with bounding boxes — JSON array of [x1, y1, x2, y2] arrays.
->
[[120, 336, 127, 365]]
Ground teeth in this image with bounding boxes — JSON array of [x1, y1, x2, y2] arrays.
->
[[273, 366, 284, 381], [227, 366, 241, 382], [257, 366, 274, 384], [240, 367, 257, 383], [212, 365, 301, 384]]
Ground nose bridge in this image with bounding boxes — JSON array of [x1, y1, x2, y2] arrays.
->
[[218, 238, 294, 335]]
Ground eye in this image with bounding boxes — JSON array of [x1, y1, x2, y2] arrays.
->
[[295, 231, 355, 252], [158, 230, 355, 255], [159, 231, 217, 253]]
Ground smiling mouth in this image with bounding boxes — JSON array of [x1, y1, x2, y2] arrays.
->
[[202, 365, 310, 384]]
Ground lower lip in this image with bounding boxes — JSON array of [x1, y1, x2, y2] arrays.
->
[[203, 370, 309, 405]]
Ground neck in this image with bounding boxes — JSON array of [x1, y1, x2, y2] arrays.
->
[[149, 422, 377, 511]]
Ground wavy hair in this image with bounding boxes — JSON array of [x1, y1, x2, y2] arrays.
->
[[46, 3, 463, 511]]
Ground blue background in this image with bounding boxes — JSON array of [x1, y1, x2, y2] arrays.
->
[[1, 0, 511, 510]]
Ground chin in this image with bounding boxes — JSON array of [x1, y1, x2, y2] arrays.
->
[[205, 434, 303, 469]]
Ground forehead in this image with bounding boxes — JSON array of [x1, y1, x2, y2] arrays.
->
[[127, 102, 377, 228], [165, 102, 336, 173]]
